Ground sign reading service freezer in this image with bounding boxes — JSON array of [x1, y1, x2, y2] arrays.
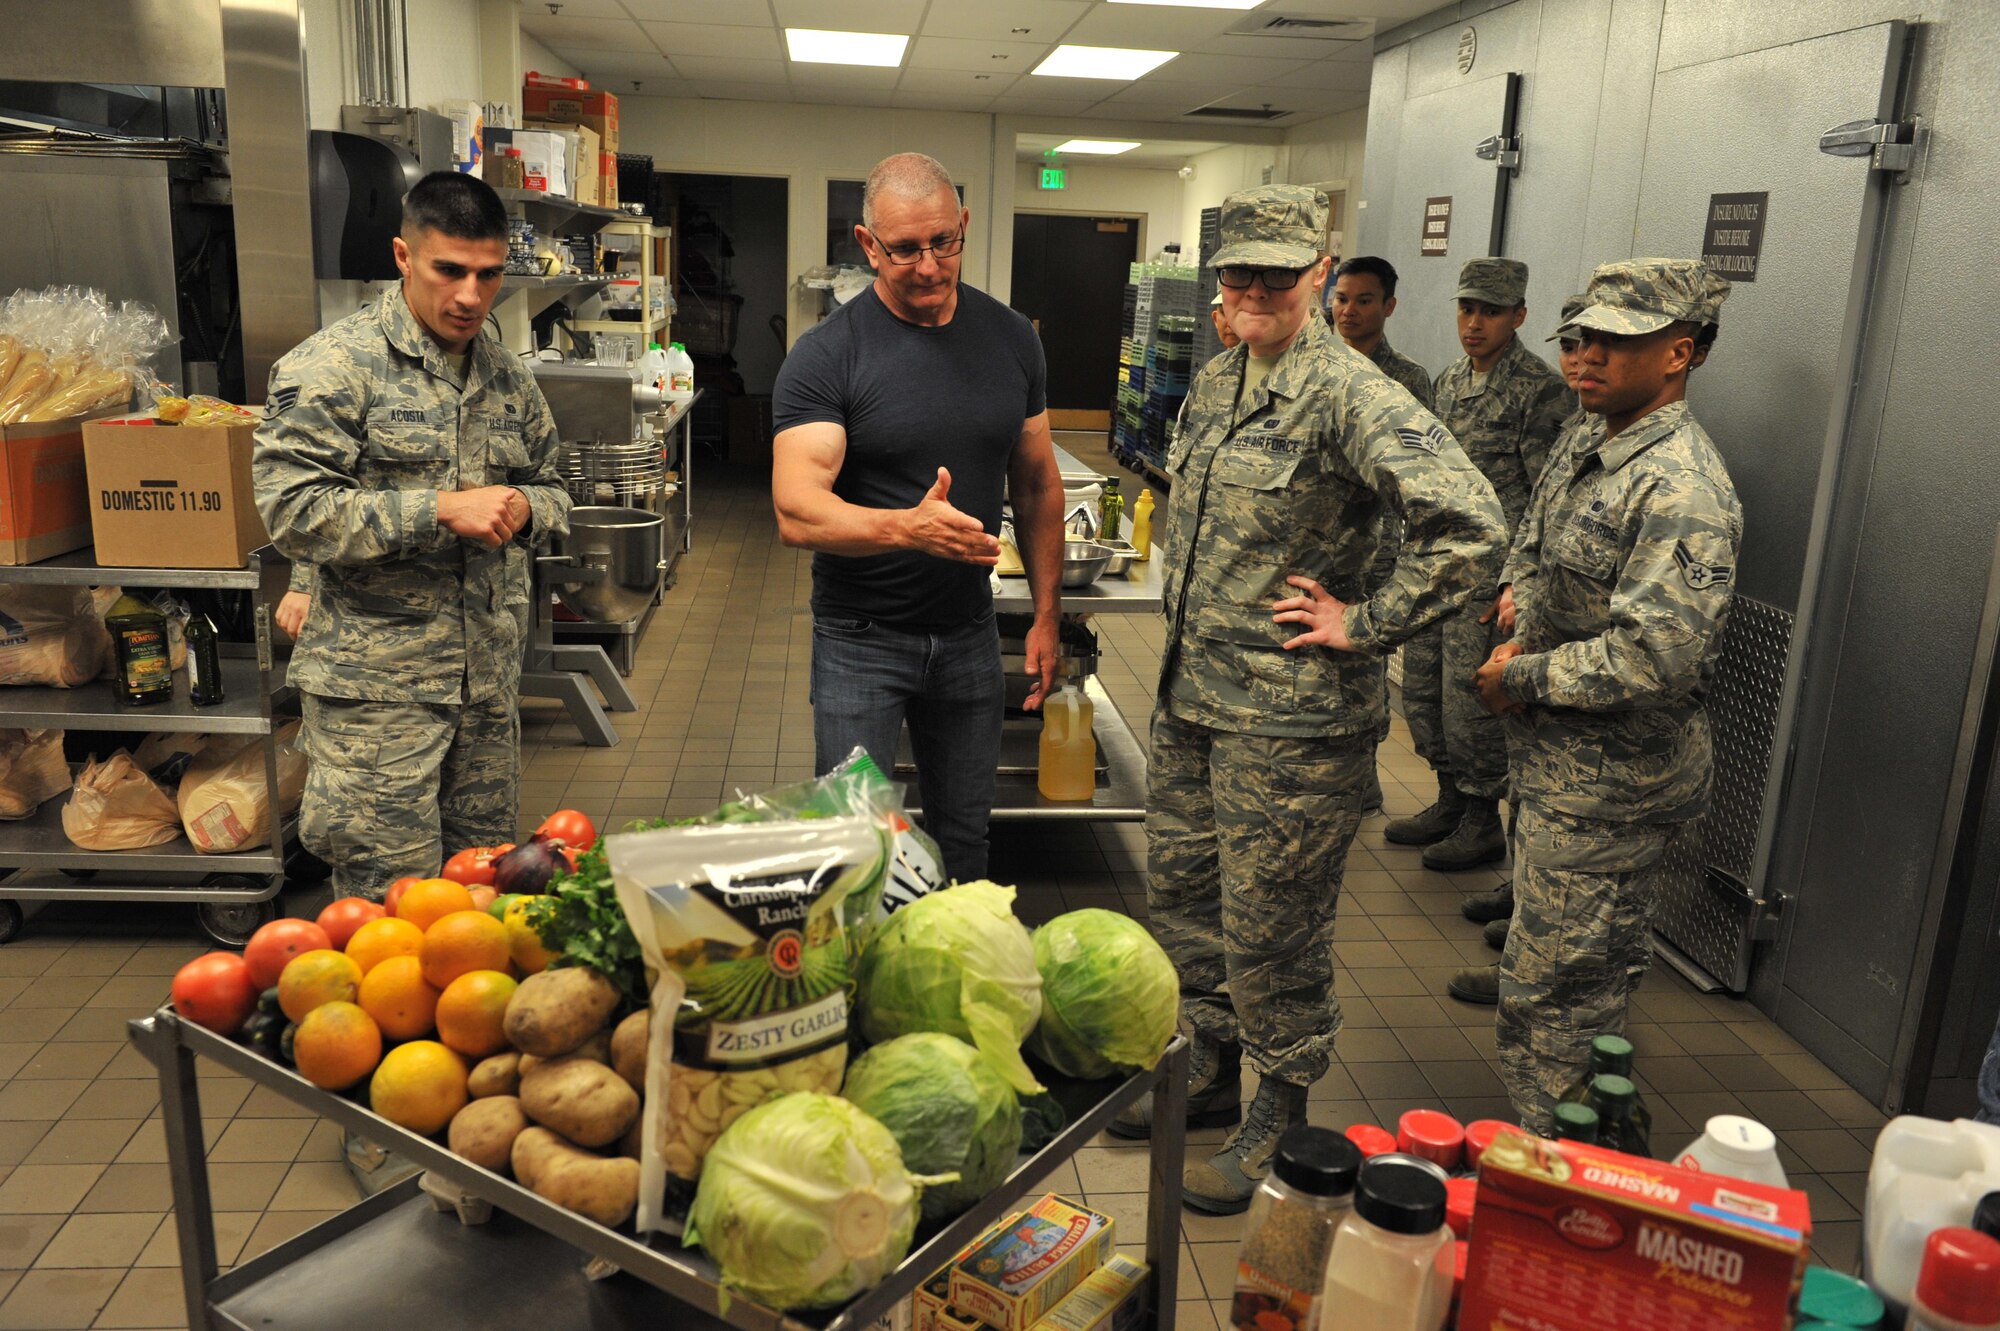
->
[[1421, 196, 1452, 256], [1703, 191, 1769, 282]]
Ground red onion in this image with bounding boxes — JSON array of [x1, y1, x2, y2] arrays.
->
[[491, 832, 568, 894]]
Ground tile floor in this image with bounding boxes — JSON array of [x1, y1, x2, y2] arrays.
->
[[0, 433, 1884, 1330]]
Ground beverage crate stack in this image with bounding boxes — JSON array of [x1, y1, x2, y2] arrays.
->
[[1194, 206, 1224, 368], [1112, 263, 1198, 473], [1110, 281, 1144, 463]]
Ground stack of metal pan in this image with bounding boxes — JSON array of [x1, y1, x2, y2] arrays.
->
[[558, 441, 672, 514]]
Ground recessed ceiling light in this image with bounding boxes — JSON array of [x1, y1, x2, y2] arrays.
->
[[1031, 45, 1179, 79], [1107, 0, 1265, 7], [783, 28, 909, 67], [1054, 139, 1142, 155]]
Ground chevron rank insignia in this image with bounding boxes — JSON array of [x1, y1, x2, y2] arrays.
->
[[265, 386, 300, 419], [1396, 423, 1449, 455], [1674, 539, 1732, 590]]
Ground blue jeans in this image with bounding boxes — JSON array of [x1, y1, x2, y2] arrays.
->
[[810, 610, 1004, 883]]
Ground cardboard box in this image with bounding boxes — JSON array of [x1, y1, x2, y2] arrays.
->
[[82, 417, 268, 569], [438, 99, 483, 172], [1460, 1128, 1811, 1331], [912, 1218, 1010, 1331], [950, 1197, 1113, 1331], [510, 128, 568, 198], [1032, 1254, 1148, 1331], [0, 419, 92, 565], [525, 71, 589, 92], [522, 87, 618, 151], [599, 151, 621, 206], [524, 121, 599, 202]]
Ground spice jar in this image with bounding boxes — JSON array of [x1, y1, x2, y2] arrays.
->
[[1229, 1125, 1363, 1331]]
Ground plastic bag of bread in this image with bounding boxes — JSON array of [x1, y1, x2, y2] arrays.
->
[[0, 728, 70, 820], [178, 722, 306, 853], [62, 751, 180, 850], [133, 732, 212, 790], [0, 586, 110, 687], [0, 287, 167, 424]]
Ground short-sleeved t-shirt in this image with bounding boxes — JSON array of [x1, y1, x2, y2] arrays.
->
[[774, 282, 1046, 630]]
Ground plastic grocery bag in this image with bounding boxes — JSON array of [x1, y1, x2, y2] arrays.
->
[[0, 586, 110, 687], [606, 816, 883, 1236], [62, 751, 180, 849], [178, 722, 305, 853], [0, 728, 70, 819], [133, 732, 211, 789]]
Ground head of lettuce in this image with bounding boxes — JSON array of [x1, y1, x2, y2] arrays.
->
[[855, 881, 1044, 1094], [842, 1032, 1023, 1223], [1026, 908, 1179, 1080]]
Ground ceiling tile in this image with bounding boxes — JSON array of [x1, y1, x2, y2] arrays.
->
[[519, 13, 649, 47], [639, 21, 784, 59], [1059, 6, 1243, 47], [608, 77, 696, 99], [615, 0, 770, 24], [896, 67, 1021, 96], [515, 0, 628, 17], [666, 55, 789, 83], [1099, 79, 1234, 106], [771, 0, 928, 31], [907, 36, 1052, 74], [790, 87, 900, 107], [987, 95, 1103, 116], [689, 81, 799, 103], [550, 46, 679, 80], [1203, 32, 1367, 58], [917, 0, 1092, 43], [787, 63, 904, 89], [891, 90, 1001, 111], [1144, 52, 1312, 84]]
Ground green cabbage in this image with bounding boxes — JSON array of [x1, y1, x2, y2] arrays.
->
[[855, 881, 1044, 1094], [686, 1092, 938, 1311], [1026, 909, 1180, 1080], [842, 1033, 1023, 1223]]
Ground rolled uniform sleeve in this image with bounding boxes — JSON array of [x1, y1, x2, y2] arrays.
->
[[1337, 393, 1507, 653], [1503, 472, 1737, 711], [254, 355, 451, 568], [510, 385, 572, 544]]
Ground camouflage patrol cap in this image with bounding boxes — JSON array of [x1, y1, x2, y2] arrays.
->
[[1544, 292, 1591, 342], [1455, 258, 1528, 307], [1209, 185, 1327, 269], [1564, 258, 1731, 336]]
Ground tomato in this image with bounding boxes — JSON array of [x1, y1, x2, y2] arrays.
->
[[171, 952, 260, 1037], [560, 846, 581, 874], [384, 876, 422, 917], [242, 918, 332, 991], [316, 897, 386, 951], [536, 809, 596, 853], [442, 844, 511, 888]]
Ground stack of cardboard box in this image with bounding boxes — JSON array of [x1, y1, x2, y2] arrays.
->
[[523, 76, 621, 208]]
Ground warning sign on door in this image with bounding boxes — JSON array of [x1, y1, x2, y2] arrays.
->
[[1703, 192, 1768, 282], [1421, 196, 1452, 257]]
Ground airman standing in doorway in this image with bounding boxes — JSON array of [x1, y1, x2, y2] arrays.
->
[[1389, 259, 1570, 873]]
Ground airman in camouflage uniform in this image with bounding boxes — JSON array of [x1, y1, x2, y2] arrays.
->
[[1391, 260, 1572, 872], [1117, 186, 1505, 1214], [254, 180, 570, 901], [1473, 259, 1741, 1131]]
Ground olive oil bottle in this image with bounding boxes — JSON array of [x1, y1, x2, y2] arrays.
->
[[105, 592, 173, 706], [184, 607, 224, 707]]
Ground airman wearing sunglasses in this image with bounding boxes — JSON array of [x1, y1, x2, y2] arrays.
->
[[1120, 185, 1505, 1215]]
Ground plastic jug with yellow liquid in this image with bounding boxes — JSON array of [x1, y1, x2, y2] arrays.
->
[[1037, 682, 1096, 801]]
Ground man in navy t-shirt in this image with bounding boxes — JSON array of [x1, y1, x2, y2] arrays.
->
[[772, 152, 1065, 881]]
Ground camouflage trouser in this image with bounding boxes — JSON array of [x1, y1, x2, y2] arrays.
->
[[1399, 607, 1509, 800], [1979, 1012, 2000, 1126], [1145, 709, 1370, 1086], [1497, 803, 1679, 1132], [298, 690, 520, 901]]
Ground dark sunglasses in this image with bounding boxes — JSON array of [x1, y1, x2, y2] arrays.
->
[[1216, 265, 1312, 291]]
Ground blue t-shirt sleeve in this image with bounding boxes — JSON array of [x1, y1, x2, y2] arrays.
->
[[773, 320, 848, 433]]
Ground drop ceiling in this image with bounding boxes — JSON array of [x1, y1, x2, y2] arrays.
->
[[518, 0, 1453, 126], [1015, 133, 1232, 166]]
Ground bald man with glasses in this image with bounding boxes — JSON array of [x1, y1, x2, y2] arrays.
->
[[772, 152, 1064, 884]]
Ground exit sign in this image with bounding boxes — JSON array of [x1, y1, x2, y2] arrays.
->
[[1039, 166, 1066, 190]]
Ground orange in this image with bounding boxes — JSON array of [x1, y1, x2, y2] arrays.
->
[[292, 1001, 382, 1090], [434, 969, 518, 1059], [357, 955, 441, 1041], [344, 916, 424, 976], [369, 1040, 468, 1135], [419, 910, 511, 989], [503, 897, 557, 975], [395, 878, 476, 932], [277, 949, 362, 1023]]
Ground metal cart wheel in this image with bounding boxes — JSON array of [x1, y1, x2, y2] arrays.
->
[[195, 887, 278, 948], [0, 900, 23, 946]]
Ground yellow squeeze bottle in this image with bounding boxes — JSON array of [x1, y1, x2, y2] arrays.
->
[[1037, 682, 1097, 801], [1130, 488, 1155, 561]]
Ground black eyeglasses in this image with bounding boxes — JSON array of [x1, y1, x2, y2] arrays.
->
[[1217, 265, 1312, 291], [867, 229, 966, 265]]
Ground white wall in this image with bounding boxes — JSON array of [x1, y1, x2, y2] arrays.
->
[[1177, 143, 1280, 255], [1010, 160, 1186, 264], [520, 33, 579, 84], [405, 0, 486, 108], [1283, 108, 1368, 196], [618, 97, 1001, 347]]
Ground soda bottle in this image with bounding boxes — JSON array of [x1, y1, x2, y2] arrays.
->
[[1097, 476, 1123, 540], [1559, 1035, 1651, 1150], [1583, 1074, 1650, 1157], [105, 592, 173, 707]]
